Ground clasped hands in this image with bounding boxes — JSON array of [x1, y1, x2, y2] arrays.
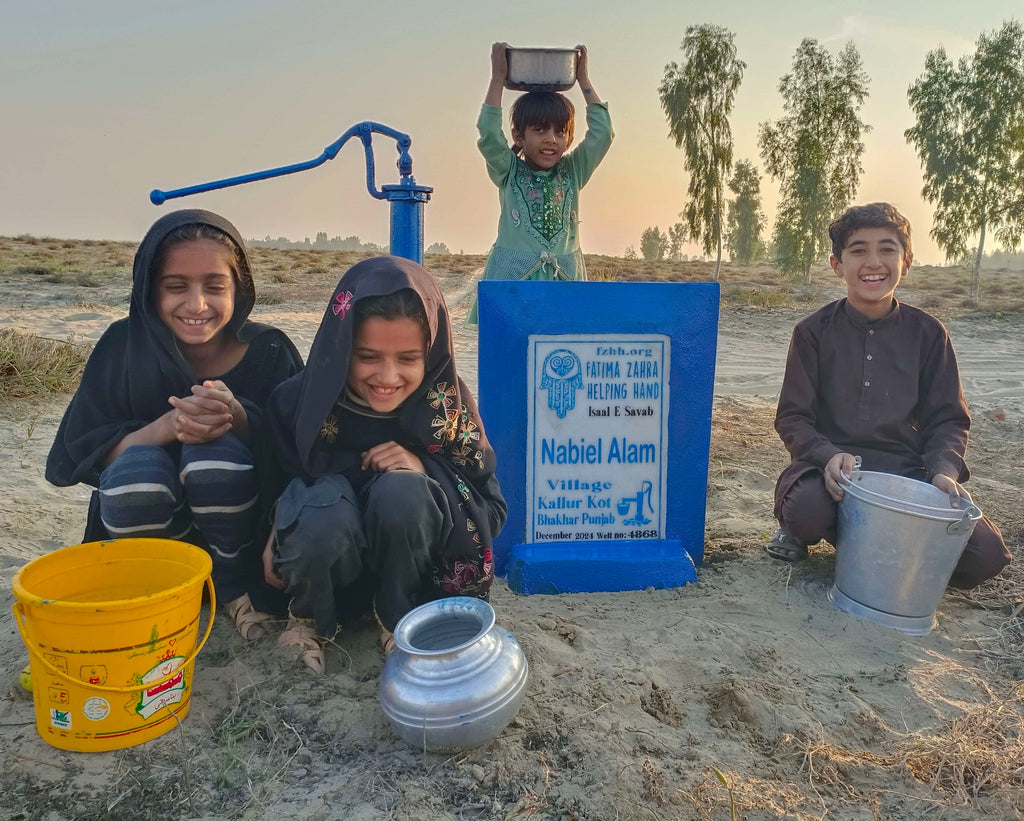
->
[[166, 380, 242, 443]]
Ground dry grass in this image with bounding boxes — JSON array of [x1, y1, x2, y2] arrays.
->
[[673, 765, 824, 820], [896, 686, 1024, 801], [43, 270, 104, 288], [9, 265, 56, 277], [5, 235, 1023, 320], [775, 704, 1024, 815], [942, 409, 1024, 677], [968, 419, 1024, 547], [1, 235, 134, 276], [0, 329, 90, 401], [254, 289, 287, 306], [708, 397, 786, 480], [720, 282, 800, 308], [779, 736, 891, 818], [957, 562, 1024, 614], [969, 573, 1024, 680]]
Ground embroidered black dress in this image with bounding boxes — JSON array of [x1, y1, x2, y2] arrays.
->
[[266, 256, 506, 634]]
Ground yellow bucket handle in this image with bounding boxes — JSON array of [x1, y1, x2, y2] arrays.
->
[[12, 574, 216, 696]]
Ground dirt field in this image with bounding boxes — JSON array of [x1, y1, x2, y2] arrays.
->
[[1, 238, 1022, 820]]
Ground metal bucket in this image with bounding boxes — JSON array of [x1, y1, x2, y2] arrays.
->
[[829, 470, 981, 635]]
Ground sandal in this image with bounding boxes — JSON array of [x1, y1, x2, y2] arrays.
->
[[373, 603, 396, 658], [278, 615, 326, 674], [765, 529, 808, 563], [226, 593, 276, 640], [380, 627, 396, 658]]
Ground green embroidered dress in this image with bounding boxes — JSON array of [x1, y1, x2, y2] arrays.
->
[[469, 101, 613, 323]]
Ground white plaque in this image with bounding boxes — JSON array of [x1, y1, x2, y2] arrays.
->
[[527, 335, 670, 543]]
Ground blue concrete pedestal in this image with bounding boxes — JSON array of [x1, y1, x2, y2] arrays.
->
[[507, 539, 697, 595], [479, 279, 718, 595]]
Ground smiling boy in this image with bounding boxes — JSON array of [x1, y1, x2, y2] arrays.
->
[[767, 202, 1010, 588]]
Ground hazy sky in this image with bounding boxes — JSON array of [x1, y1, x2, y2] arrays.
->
[[0, 1, 1014, 264]]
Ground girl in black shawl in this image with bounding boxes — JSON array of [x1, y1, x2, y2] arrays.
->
[[263, 256, 506, 674], [46, 209, 302, 638]]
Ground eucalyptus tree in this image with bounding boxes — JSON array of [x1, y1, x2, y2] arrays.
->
[[668, 222, 687, 261], [759, 39, 869, 282], [659, 24, 746, 281], [906, 20, 1024, 303], [725, 160, 766, 265], [640, 226, 669, 261]]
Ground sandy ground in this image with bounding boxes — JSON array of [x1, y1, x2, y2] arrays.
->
[[1, 266, 1023, 820]]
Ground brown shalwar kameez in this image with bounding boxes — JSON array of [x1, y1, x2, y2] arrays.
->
[[773, 298, 1010, 588]]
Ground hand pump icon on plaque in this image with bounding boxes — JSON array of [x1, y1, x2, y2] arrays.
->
[[618, 481, 654, 526]]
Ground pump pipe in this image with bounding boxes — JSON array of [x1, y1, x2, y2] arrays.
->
[[150, 122, 432, 264]]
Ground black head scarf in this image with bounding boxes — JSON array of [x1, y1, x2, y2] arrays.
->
[[267, 256, 499, 587], [46, 209, 286, 487], [127, 208, 261, 392]]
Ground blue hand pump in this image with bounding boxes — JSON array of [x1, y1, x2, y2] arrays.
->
[[150, 122, 433, 264]]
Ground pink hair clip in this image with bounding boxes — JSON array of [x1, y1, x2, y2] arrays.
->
[[332, 290, 354, 319]]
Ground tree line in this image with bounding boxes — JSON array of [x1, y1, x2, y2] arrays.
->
[[248, 233, 453, 255], [648, 20, 1024, 301], [248, 232, 387, 252]]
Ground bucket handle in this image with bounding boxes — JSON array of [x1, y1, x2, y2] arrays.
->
[[947, 505, 983, 536], [845, 465, 983, 527], [11, 574, 215, 696], [843, 486, 983, 525]]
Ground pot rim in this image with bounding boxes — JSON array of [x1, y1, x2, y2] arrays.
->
[[392, 596, 496, 656], [506, 46, 578, 57]]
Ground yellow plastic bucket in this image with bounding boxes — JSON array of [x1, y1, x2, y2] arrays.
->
[[11, 538, 214, 752]]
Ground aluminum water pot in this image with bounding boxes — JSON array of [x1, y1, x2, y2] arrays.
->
[[379, 597, 528, 751]]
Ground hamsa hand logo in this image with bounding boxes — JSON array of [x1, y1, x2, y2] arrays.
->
[[540, 349, 582, 419]]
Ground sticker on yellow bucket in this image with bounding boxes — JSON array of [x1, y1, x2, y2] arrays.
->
[[51, 708, 72, 730], [136, 656, 186, 718], [83, 697, 110, 721], [81, 665, 107, 686]]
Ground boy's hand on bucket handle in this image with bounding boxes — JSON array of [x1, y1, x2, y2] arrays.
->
[[931, 473, 972, 509], [824, 452, 857, 501]]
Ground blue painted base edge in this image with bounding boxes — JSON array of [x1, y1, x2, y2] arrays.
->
[[506, 539, 698, 595]]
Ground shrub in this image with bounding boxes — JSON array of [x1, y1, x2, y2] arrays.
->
[[0, 330, 89, 400]]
